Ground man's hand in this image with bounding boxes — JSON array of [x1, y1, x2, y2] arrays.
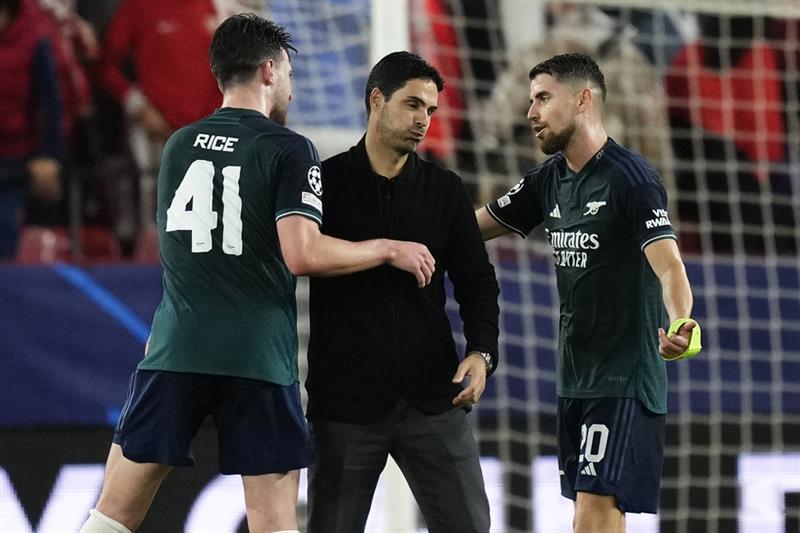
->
[[658, 320, 696, 360], [451, 353, 488, 407], [385, 240, 435, 287], [28, 158, 62, 203], [138, 103, 171, 143]]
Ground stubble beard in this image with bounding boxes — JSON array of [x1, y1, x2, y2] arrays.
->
[[270, 103, 288, 126], [539, 122, 576, 155], [378, 116, 417, 156]]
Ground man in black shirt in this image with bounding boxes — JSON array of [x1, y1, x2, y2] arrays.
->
[[306, 52, 500, 533]]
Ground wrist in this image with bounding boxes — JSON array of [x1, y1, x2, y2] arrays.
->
[[469, 351, 493, 374], [381, 239, 396, 264]]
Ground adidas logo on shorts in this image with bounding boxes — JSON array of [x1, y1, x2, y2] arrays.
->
[[580, 462, 598, 476]]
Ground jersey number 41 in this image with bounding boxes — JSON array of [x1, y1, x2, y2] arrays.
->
[[166, 159, 243, 256]]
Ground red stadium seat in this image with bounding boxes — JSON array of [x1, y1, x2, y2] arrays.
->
[[15, 226, 71, 265], [16, 225, 123, 264], [133, 226, 159, 264], [80, 226, 122, 263]]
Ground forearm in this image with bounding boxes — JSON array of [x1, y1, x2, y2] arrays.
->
[[644, 239, 694, 323], [278, 216, 433, 285], [296, 234, 391, 277], [659, 263, 693, 323]]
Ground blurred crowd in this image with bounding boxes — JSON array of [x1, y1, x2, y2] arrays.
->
[[0, 0, 250, 263], [423, 3, 799, 256], [0, 0, 797, 264]]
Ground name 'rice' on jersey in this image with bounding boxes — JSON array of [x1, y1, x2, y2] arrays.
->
[[486, 139, 676, 414], [141, 107, 323, 386]]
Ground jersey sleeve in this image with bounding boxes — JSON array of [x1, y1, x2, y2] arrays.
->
[[484, 170, 544, 238], [273, 134, 324, 225], [626, 180, 677, 251]]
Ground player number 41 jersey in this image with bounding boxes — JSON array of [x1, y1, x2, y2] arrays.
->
[[140, 107, 323, 386]]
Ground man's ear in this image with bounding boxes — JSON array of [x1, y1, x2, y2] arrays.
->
[[369, 87, 385, 113], [261, 58, 276, 86], [577, 86, 593, 112]]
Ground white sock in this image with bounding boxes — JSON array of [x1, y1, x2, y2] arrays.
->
[[79, 509, 133, 533]]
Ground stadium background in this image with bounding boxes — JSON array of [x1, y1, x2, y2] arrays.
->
[[1, 1, 799, 532]]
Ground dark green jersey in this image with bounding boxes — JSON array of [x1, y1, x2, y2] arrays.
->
[[139, 107, 324, 385], [487, 139, 675, 413]]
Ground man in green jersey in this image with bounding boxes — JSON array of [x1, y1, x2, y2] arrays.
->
[[79, 14, 435, 533], [477, 53, 700, 533]]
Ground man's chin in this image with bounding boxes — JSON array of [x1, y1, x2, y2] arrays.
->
[[539, 142, 558, 155], [393, 139, 419, 155], [537, 136, 565, 155]]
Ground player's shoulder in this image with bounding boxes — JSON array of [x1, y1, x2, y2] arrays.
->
[[236, 115, 314, 154], [600, 139, 663, 189], [254, 126, 321, 168], [162, 122, 201, 153]]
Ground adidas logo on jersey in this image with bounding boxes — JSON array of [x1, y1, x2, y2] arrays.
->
[[549, 205, 561, 218], [580, 463, 598, 476]]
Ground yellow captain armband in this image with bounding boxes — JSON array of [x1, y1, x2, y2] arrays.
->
[[662, 318, 702, 361]]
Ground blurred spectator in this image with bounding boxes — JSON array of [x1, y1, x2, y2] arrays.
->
[[0, 0, 65, 260], [666, 14, 797, 254], [598, 6, 685, 68], [98, 0, 226, 142], [409, 0, 506, 202], [478, 4, 675, 204], [96, 0, 243, 231], [42, 0, 100, 60], [410, 0, 465, 161]]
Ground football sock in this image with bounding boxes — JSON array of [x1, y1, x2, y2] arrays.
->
[[78, 509, 133, 533]]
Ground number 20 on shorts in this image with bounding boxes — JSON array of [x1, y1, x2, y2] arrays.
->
[[579, 423, 609, 464]]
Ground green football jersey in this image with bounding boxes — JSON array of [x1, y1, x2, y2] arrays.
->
[[139, 107, 324, 385], [487, 140, 676, 414]]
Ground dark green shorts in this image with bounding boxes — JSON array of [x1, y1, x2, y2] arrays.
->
[[557, 397, 665, 513]]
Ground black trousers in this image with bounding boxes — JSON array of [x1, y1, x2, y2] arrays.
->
[[307, 397, 490, 533]]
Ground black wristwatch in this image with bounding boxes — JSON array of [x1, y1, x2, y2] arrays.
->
[[474, 351, 493, 373]]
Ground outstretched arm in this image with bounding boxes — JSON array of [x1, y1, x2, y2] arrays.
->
[[475, 206, 511, 241], [644, 238, 695, 359], [277, 215, 435, 287]]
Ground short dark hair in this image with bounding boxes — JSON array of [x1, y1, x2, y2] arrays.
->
[[528, 53, 607, 103], [209, 13, 297, 89], [364, 51, 444, 116]]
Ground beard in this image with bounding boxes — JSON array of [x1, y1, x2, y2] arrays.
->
[[269, 103, 288, 126], [538, 122, 575, 155], [270, 85, 290, 126]]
